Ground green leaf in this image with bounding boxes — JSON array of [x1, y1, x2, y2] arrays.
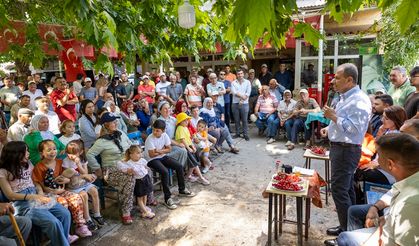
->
[[293, 23, 324, 48], [395, 0, 419, 33]]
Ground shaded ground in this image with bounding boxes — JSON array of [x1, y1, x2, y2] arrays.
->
[[76, 126, 337, 246]]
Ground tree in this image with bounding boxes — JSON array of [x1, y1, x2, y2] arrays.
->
[[377, 3, 419, 71], [0, 0, 417, 78]]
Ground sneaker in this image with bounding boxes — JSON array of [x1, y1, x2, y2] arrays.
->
[[229, 146, 239, 154], [68, 235, 79, 244], [179, 188, 196, 197], [75, 225, 92, 237], [92, 216, 105, 226], [187, 175, 198, 182], [285, 141, 292, 146], [232, 134, 240, 139], [244, 135, 250, 141], [86, 220, 98, 231], [198, 177, 210, 186], [164, 198, 177, 210], [201, 167, 209, 174], [267, 138, 275, 144]]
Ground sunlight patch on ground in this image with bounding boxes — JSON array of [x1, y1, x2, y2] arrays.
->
[[265, 144, 291, 155]]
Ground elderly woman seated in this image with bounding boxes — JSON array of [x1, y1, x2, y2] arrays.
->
[[24, 114, 66, 165], [199, 96, 239, 154], [86, 112, 135, 225]]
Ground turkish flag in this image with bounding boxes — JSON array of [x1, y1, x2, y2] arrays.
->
[[0, 21, 26, 53], [38, 23, 64, 56], [60, 39, 86, 82]]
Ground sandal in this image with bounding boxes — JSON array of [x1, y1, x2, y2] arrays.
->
[[141, 211, 155, 219], [121, 215, 133, 225]]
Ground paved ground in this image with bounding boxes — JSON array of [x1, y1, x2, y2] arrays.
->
[[75, 126, 337, 246]]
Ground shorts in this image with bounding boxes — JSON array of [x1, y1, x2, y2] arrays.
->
[[134, 174, 153, 197]]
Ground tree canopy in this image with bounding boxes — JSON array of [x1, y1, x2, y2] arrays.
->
[[0, 0, 417, 76]]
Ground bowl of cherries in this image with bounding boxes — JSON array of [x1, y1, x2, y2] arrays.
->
[[272, 172, 304, 192]]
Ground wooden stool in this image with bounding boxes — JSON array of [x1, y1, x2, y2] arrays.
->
[[303, 149, 331, 205]]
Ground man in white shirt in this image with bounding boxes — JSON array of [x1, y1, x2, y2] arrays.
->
[[278, 89, 297, 146], [23, 81, 43, 110], [34, 96, 60, 134], [231, 69, 251, 141], [329, 133, 419, 246], [155, 73, 170, 99]]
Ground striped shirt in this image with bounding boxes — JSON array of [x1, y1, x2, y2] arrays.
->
[[257, 94, 278, 114], [185, 84, 204, 107]]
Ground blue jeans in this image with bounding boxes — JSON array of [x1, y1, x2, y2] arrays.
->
[[337, 227, 377, 246], [13, 187, 71, 246], [330, 145, 362, 231], [255, 113, 280, 138], [347, 204, 372, 231], [0, 215, 32, 245], [224, 103, 231, 130], [285, 117, 311, 144]]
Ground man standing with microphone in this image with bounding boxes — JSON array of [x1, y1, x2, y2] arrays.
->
[[321, 63, 371, 246]]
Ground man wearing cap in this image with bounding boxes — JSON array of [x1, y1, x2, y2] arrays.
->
[[23, 80, 43, 109], [137, 75, 155, 108], [155, 73, 171, 99], [254, 85, 279, 144], [278, 89, 297, 146], [259, 64, 273, 86], [207, 73, 226, 109], [7, 108, 34, 141], [274, 63, 293, 90], [231, 69, 251, 141], [302, 63, 317, 87], [79, 77, 98, 103], [320, 63, 371, 238], [287, 88, 321, 150], [0, 76, 21, 124]]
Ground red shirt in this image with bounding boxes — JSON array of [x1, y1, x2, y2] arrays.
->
[[50, 89, 77, 122], [137, 84, 155, 103]]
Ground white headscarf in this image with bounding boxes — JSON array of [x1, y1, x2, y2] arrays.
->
[[29, 114, 55, 140], [199, 97, 216, 117]]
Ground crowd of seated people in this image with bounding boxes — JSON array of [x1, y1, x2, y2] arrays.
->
[[0, 63, 417, 245], [0, 67, 246, 244]]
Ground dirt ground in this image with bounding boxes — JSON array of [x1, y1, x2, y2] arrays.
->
[[76, 126, 337, 246]]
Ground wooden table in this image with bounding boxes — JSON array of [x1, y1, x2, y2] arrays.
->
[[303, 149, 330, 205], [266, 179, 310, 246]]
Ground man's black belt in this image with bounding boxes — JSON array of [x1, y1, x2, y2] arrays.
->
[[330, 142, 361, 147]]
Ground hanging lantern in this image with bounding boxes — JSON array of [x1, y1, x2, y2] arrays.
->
[[178, 0, 196, 29]]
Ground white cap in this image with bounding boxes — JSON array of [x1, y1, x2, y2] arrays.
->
[[299, 89, 308, 94], [284, 89, 292, 95]]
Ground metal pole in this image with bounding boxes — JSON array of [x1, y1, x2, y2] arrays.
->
[[295, 39, 302, 92], [58, 59, 63, 77], [317, 15, 324, 106]]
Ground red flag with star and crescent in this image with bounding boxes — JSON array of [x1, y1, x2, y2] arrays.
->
[[60, 39, 91, 82]]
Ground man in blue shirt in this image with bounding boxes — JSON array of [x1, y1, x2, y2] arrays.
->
[[273, 63, 293, 90], [321, 63, 371, 244]]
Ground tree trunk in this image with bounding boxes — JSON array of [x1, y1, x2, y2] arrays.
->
[[14, 59, 31, 83]]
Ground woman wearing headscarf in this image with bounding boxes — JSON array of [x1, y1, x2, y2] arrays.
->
[[200, 97, 239, 154], [103, 100, 128, 134], [86, 112, 135, 225], [24, 114, 66, 165], [157, 101, 188, 167]]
